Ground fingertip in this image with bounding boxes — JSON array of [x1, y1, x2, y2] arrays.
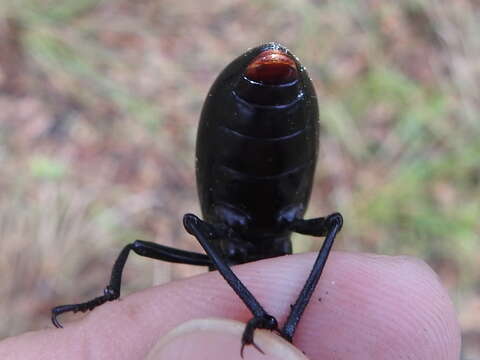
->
[[15, 251, 459, 360], [146, 318, 309, 360]]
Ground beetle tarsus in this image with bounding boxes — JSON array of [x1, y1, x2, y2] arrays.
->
[[240, 315, 278, 357], [51, 287, 118, 328]]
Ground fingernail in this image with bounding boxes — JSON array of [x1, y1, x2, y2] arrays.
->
[[145, 318, 309, 360]]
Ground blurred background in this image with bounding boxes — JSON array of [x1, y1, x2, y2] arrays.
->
[[0, 0, 478, 358]]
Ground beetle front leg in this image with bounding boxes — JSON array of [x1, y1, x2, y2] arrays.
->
[[183, 213, 278, 356], [282, 212, 343, 342], [52, 240, 212, 327]]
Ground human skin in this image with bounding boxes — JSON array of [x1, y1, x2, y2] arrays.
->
[[0, 252, 461, 359]]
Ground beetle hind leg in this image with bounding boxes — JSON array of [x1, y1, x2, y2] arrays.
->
[[51, 241, 212, 328], [281, 212, 343, 342], [183, 213, 279, 356]]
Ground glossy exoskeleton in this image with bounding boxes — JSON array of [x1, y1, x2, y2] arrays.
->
[[52, 43, 343, 355]]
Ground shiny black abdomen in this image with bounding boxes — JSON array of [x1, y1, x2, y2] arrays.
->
[[196, 44, 319, 262]]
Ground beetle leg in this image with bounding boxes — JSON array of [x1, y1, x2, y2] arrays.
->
[[183, 213, 278, 356], [51, 240, 211, 328], [281, 212, 343, 342]]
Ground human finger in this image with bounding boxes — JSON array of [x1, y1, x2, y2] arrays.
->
[[0, 252, 461, 359]]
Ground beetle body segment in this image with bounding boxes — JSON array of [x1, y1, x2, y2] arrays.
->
[[196, 43, 320, 262]]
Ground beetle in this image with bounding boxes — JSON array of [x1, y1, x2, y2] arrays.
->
[[51, 43, 343, 356]]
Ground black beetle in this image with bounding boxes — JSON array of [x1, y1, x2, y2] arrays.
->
[[52, 43, 343, 356]]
